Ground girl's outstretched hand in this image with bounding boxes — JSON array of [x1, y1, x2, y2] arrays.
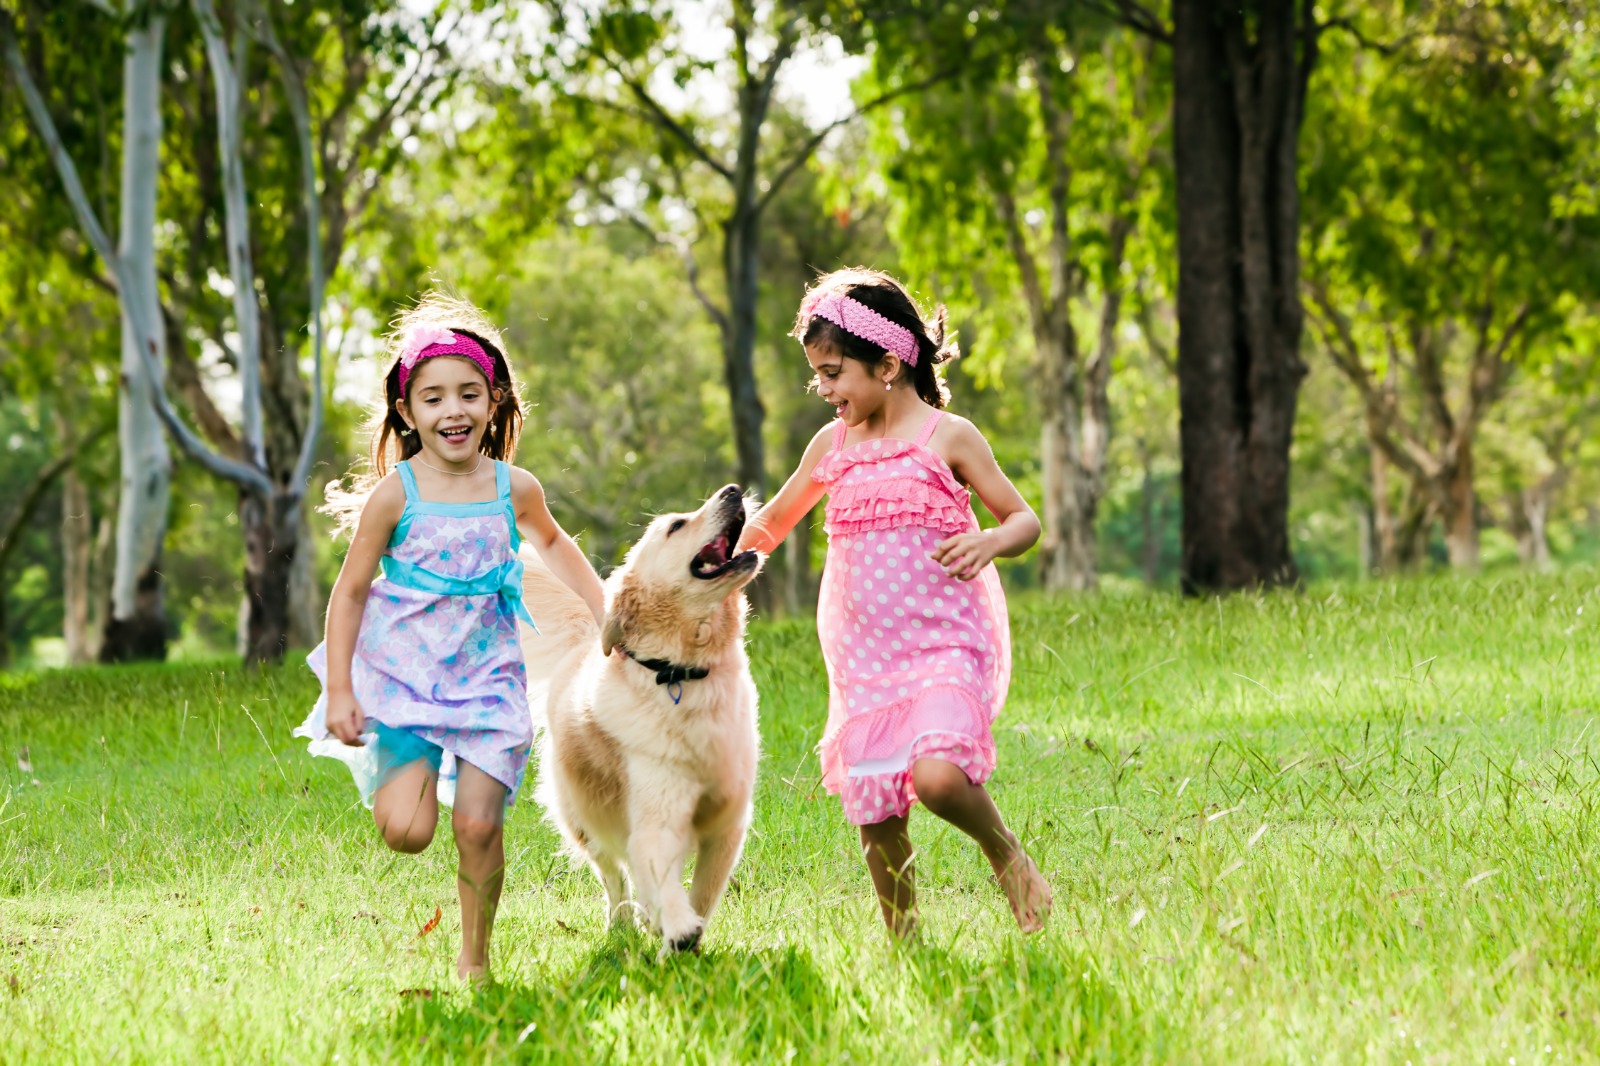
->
[[931, 531, 996, 582], [325, 690, 366, 746]]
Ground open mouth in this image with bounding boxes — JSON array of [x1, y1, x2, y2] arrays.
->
[[690, 504, 755, 580], [439, 426, 472, 446]]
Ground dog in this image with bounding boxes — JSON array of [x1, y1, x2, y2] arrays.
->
[[521, 484, 763, 952]]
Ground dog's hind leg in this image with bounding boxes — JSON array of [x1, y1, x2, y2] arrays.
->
[[688, 821, 746, 923], [626, 782, 703, 953]]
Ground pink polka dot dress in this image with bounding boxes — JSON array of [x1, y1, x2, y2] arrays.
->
[[810, 410, 1012, 826]]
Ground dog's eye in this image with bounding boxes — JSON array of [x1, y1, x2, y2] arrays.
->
[[668, 519, 687, 535]]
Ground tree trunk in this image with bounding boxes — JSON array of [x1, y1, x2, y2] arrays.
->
[[1138, 437, 1161, 585], [89, 495, 115, 655], [1368, 438, 1396, 574], [1171, 0, 1310, 593], [1516, 485, 1553, 570], [1394, 488, 1433, 569], [101, 16, 171, 662], [241, 490, 300, 664], [61, 465, 92, 666], [721, 205, 766, 500], [287, 510, 321, 650], [1441, 444, 1479, 570], [1038, 334, 1095, 590]]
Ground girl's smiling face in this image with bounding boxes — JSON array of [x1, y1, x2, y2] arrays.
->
[[806, 342, 891, 426], [397, 356, 498, 467]]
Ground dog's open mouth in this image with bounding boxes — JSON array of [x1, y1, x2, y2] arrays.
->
[[690, 506, 755, 580]]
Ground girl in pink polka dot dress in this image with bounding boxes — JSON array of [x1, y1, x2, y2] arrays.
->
[[739, 268, 1052, 938]]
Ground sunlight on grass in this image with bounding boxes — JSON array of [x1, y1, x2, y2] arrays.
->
[[4, 571, 1599, 1061]]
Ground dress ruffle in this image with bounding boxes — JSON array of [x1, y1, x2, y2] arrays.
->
[[818, 683, 997, 793], [812, 438, 973, 538], [823, 478, 970, 536]]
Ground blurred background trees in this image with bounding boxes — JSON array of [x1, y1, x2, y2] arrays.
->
[[1, 0, 1597, 667]]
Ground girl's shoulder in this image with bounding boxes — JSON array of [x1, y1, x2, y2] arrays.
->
[[503, 463, 545, 504], [366, 470, 408, 513], [926, 411, 987, 457]]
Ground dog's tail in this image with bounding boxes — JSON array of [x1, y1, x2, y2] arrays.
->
[[518, 546, 600, 682]]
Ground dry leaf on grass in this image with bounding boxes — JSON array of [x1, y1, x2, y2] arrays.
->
[[417, 905, 442, 937]]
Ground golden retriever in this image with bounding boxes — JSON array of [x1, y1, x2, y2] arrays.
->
[[520, 484, 763, 952]]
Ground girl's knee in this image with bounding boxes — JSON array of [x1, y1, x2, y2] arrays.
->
[[452, 810, 502, 852], [374, 798, 437, 854], [379, 820, 435, 854], [911, 759, 972, 814]]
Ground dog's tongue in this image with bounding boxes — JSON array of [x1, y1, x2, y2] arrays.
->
[[695, 535, 730, 569]]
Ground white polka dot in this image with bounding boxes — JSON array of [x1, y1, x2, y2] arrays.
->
[[877, 594, 888, 604]]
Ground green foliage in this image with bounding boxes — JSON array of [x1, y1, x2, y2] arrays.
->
[[495, 232, 733, 568], [7, 576, 1600, 1058]]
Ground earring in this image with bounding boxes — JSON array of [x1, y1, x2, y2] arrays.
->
[[884, 381, 892, 392]]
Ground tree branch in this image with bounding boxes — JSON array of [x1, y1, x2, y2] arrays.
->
[[250, 1, 328, 491], [755, 61, 968, 217], [1305, 282, 1439, 482], [601, 55, 733, 182], [161, 302, 244, 459], [1, 10, 273, 496], [0, 423, 108, 570], [1078, 0, 1173, 43], [193, 0, 265, 467]]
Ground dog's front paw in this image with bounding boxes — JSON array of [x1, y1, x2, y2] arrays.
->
[[661, 915, 704, 954]]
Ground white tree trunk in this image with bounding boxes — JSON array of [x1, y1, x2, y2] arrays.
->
[[107, 15, 172, 655]]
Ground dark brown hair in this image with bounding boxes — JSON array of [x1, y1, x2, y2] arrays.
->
[[791, 267, 958, 408], [324, 292, 524, 536]]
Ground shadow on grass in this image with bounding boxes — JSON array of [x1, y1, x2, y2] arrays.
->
[[382, 925, 1159, 1062], [385, 927, 836, 1061]]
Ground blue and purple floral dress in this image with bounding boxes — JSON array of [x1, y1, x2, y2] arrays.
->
[[295, 459, 535, 808]]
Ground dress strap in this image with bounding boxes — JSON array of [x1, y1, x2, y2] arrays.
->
[[831, 418, 848, 452], [494, 461, 521, 550], [914, 410, 943, 448], [397, 460, 420, 503]]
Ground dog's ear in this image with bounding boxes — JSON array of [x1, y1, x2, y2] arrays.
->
[[601, 610, 625, 656]]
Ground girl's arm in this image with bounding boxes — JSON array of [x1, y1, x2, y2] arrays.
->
[[931, 416, 1042, 581], [511, 468, 606, 626], [324, 475, 405, 744], [735, 424, 833, 555]]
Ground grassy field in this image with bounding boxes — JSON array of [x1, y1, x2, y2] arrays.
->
[[4, 573, 1600, 1063]]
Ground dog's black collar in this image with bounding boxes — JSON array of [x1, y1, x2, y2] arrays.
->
[[620, 647, 708, 703]]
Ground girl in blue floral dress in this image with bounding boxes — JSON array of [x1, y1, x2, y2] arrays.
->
[[295, 293, 604, 981]]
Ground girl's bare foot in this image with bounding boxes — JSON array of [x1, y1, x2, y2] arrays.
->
[[456, 952, 490, 984], [997, 851, 1052, 933]]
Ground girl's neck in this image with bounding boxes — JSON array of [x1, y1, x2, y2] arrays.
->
[[407, 450, 497, 503], [853, 391, 933, 441]]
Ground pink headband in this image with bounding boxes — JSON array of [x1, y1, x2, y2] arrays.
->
[[396, 326, 497, 393], [800, 291, 920, 366]]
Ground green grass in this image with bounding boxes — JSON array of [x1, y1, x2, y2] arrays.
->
[[4, 572, 1600, 1063]]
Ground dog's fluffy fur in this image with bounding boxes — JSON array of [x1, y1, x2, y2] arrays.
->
[[521, 485, 763, 952]]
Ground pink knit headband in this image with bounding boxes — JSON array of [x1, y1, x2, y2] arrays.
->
[[800, 291, 920, 366], [396, 326, 497, 393]]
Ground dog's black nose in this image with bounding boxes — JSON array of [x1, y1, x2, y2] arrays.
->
[[717, 484, 742, 501]]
